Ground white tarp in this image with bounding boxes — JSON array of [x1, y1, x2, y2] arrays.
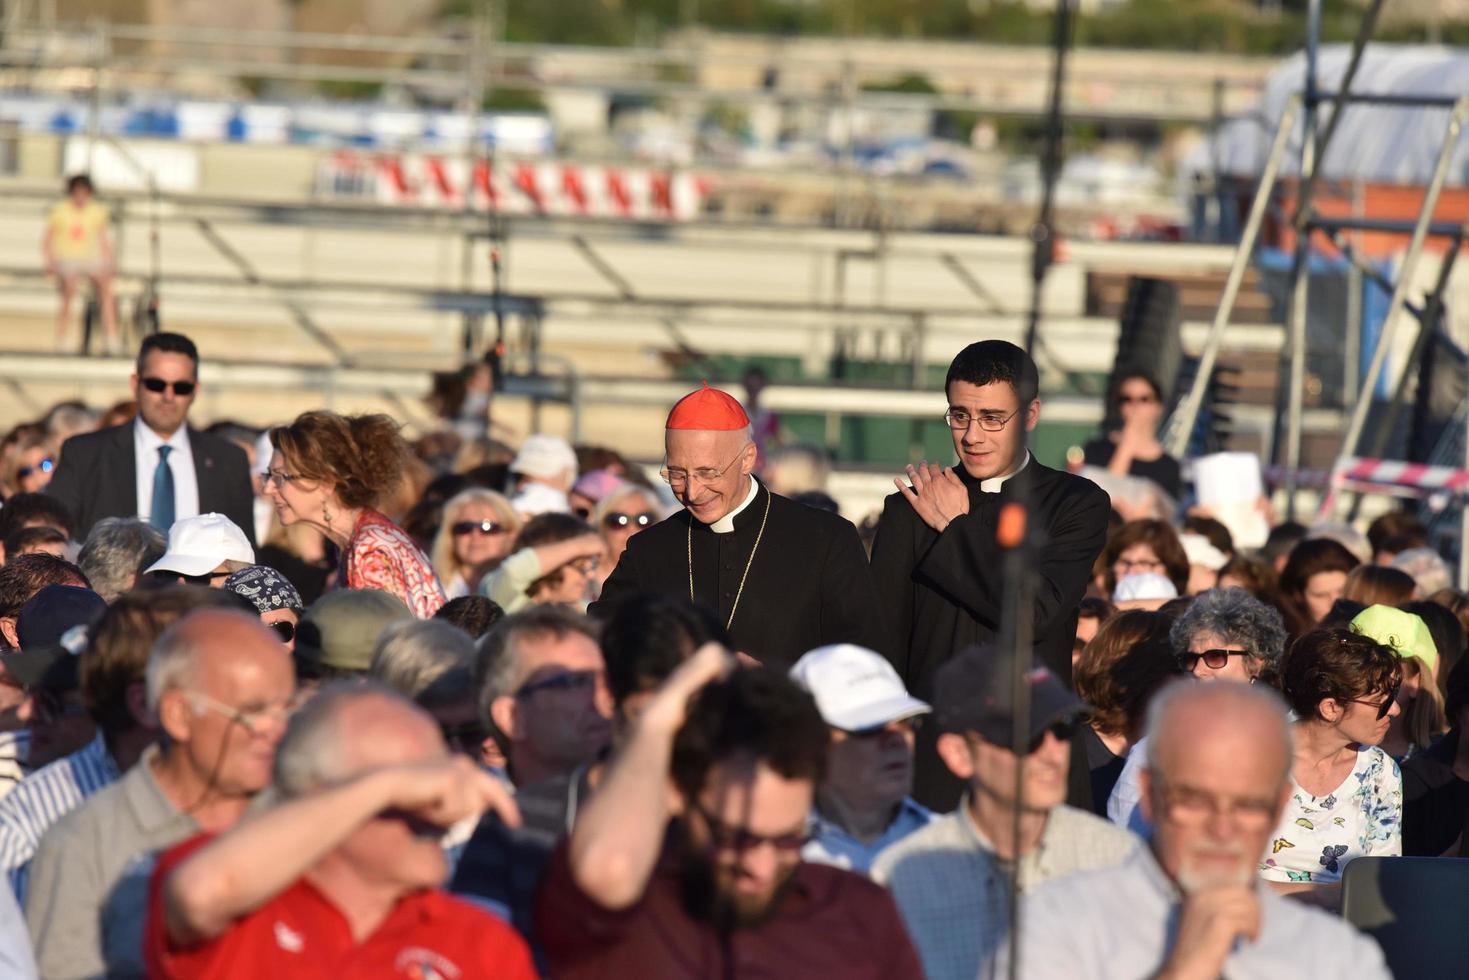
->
[[1202, 44, 1469, 186]]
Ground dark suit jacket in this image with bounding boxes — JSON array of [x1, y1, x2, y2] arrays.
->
[[869, 459, 1110, 810], [590, 480, 888, 671], [46, 422, 255, 542]]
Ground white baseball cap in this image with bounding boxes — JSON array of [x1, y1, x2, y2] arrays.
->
[[1112, 572, 1179, 604], [789, 644, 930, 732], [145, 513, 256, 578], [510, 434, 578, 482]]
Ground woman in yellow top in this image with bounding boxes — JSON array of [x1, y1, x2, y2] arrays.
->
[[41, 174, 119, 351]]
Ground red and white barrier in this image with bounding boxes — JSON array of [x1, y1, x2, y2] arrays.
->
[[317, 151, 711, 221], [1310, 457, 1469, 519]]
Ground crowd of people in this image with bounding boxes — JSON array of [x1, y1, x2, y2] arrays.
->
[[0, 325, 1463, 979]]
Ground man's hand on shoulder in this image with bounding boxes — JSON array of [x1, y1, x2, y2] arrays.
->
[[894, 462, 968, 533]]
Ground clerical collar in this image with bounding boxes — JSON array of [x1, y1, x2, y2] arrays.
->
[[708, 475, 759, 534], [979, 450, 1030, 493]]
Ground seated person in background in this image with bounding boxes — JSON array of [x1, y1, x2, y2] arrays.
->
[[1278, 537, 1360, 635], [292, 589, 412, 689], [1351, 605, 1445, 762], [146, 683, 535, 979], [221, 565, 303, 653], [537, 653, 923, 978], [1082, 371, 1180, 501], [1097, 519, 1189, 601], [1, 528, 66, 563], [434, 594, 504, 639], [1342, 565, 1415, 608], [1112, 572, 1177, 612], [872, 646, 1136, 980], [993, 681, 1389, 980], [480, 514, 605, 614], [789, 644, 933, 875], [143, 514, 256, 589], [1402, 656, 1469, 855], [77, 518, 167, 603]]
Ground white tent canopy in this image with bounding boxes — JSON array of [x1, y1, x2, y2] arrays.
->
[[1203, 44, 1469, 185]]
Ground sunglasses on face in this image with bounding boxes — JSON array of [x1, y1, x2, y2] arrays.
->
[[140, 377, 196, 396], [1027, 719, 1079, 755], [604, 512, 657, 531], [1176, 648, 1251, 672], [17, 458, 54, 479], [692, 801, 814, 853], [1350, 681, 1401, 720], [452, 520, 508, 537], [268, 620, 296, 643]]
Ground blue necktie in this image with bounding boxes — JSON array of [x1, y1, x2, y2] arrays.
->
[[151, 445, 175, 531]]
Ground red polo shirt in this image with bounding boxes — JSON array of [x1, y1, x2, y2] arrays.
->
[[145, 835, 536, 980]]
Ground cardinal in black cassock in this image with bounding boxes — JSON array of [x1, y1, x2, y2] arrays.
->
[[590, 383, 886, 670], [870, 341, 1110, 812]]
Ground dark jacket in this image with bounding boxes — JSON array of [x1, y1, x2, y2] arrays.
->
[[45, 421, 255, 542], [590, 480, 887, 671], [869, 458, 1110, 810]]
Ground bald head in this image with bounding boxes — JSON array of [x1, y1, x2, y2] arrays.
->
[[1146, 681, 1292, 785], [145, 608, 290, 711], [274, 682, 444, 798]]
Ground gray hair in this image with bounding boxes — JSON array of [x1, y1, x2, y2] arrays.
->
[[1169, 588, 1287, 676], [78, 518, 167, 603], [369, 619, 473, 707], [1390, 547, 1453, 599], [1144, 680, 1293, 785], [474, 604, 601, 733], [143, 608, 260, 712], [273, 680, 416, 798]]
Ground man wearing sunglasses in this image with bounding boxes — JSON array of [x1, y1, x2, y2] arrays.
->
[[539, 649, 922, 978], [872, 645, 1137, 980], [870, 340, 1111, 813], [45, 333, 254, 542]]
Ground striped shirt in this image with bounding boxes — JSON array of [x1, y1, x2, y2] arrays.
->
[[0, 734, 119, 901]]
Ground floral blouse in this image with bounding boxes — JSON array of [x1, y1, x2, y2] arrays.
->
[[342, 508, 446, 619], [1258, 744, 1402, 884]]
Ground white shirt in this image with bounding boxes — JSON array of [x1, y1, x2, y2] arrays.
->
[[709, 475, 759, 534], [980, 450, 1031, 493], [132, 418, 198, 525]]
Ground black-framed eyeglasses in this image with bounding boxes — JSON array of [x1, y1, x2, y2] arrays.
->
[[452, 520, 508, 537], [141, 377, 197, 396], [1349, 681, 1401, 720], [17, 458, 54, 479], [660, 445, 750, 489], [1176, 648, 1252, 672], [268, 620, 296, 643], [515, 669, 603, 700], [943, 407, 1021, 432], [690, 800, 814, 853], [604, 511, 657, 531]]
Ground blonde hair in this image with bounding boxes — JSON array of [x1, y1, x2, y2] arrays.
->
[[429, 488, 521, 587], [592, 485, 665, 540], [1400, 656, 1447, 754]]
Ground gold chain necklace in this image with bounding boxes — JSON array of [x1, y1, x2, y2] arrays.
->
[[688, 487, 772, 631]]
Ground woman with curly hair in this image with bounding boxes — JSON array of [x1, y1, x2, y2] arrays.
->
[[265, 411, 446, 617]]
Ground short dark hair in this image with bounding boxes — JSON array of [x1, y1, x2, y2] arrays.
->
[[944, 340, 1039, 404], [1261, 521, 1309, 564], [2, 526, 67, 560], [1367, 511, 1427, 559], [0, 553, 90, 620], [434, 595, 504, 639], [0, 493, 74, 542], [66, 174, 93, 195], [601, 595, 731, 708], [1182, 515, 1234, 557], [670, 668, 828, 802], [514, 513, 595, 597], [136, 333, 199, 375], [1280, 627, 1399, 722]]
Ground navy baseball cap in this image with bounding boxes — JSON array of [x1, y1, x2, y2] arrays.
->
[[931, 644, 1087, 746], [3, 585, 106, 691]]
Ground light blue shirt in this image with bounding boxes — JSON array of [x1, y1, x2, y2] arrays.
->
[[802, 796, 933, 875], [990, 845, 1391, 979]]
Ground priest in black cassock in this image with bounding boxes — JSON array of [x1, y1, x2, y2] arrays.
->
[[870, 340, 1110, 812], [590, 382, 886, 670]]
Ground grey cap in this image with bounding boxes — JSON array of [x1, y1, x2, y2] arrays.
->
[[295, 589, 412, 674]]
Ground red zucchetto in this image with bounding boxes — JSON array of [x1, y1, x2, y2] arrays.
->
[[665, 381, 750, 431]]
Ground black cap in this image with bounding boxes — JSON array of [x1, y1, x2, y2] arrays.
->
[[3, 585, 105, 691], [931, 645, 1087, 746]]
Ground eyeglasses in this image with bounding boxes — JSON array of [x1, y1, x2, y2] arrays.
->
[[184, 689, 291, 737], [1176, 648, 1251, 672], [263, 469, 301, 489], [1027, 719, 1079, 755], [691, 801, 814, 853], [943, 407, 1021, 432], [140, 377, 197, 397], [604, 511, 657, 531], [1349, 681, 1401, 720], [1152, 777, 1278, 830], [661, 446, 750, 489], [17, 458, 54, 479], [268, 620, 296, 643], [1113, 557, 1164, 574], [515, 669, 603, 700], [565, 555, 601, 577], [452, 520, 508, 537]]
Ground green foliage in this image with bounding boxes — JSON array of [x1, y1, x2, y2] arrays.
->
[[316, 79, 385, 101], [861, 73, 939, 95], [481, 86, 545, 112]]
